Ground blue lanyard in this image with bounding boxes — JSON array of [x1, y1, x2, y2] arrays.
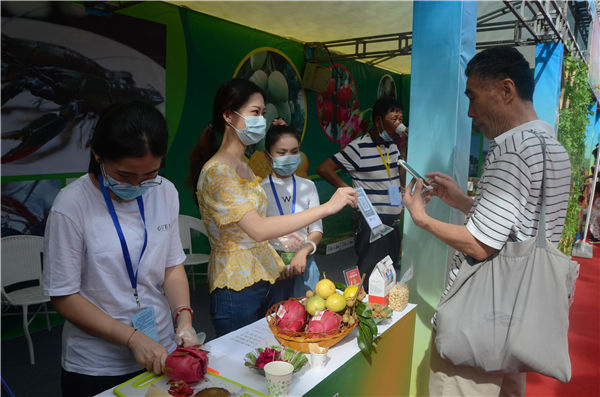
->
[[97, 173, 147, 307], [269, 174, 296, 215]]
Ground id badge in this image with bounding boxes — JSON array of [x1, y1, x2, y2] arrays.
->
[[388, 184, 402, 206], [132, 306, 160, 343]]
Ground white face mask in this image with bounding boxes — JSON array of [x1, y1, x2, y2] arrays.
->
[[228, 111, 267, 145], [272, 154, 301, 176]]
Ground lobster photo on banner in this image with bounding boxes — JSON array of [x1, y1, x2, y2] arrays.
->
[[1, 2, 166, 176]]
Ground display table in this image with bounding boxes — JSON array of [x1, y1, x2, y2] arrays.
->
[[98, 303, 416, 396]]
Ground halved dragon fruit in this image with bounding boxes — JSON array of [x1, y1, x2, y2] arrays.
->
[[306, 310, 342, 337], [276, 299, 307, 332]]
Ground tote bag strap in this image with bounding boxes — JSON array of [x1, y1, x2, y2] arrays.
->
[[534, 133, 548, 248]]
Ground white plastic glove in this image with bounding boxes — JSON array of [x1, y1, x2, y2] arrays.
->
[[175, 327, 205, 347]]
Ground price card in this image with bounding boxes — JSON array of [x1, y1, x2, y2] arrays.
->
[[343, 266, 362, 287]]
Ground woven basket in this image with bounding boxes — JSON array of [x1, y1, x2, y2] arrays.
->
[[265, 298, 358, 353]]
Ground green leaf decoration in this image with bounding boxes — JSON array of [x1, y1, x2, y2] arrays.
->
[[363, 317, 378, 337], [244, 352, 257, 365], [356, 301, 372, 318], [357, 326, 371, 356], [359, 321, 373, 347], [283, 348, 294, 362], [335, 282, 347, 291], [292, 354, 308, 371]]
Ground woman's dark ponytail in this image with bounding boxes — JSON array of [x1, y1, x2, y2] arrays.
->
[[187, 79, 264, 201], [187, 123, 217, 190]]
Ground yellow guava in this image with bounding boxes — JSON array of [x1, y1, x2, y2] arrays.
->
[[315, 278, 336, 299], [306, 295, 326, 316], [343, 285, 358, 300], [326, 293, 346, 313]]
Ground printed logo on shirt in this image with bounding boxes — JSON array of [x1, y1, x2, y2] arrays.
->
[[281, 196, 292, 202], [156, 224, 170, 232]]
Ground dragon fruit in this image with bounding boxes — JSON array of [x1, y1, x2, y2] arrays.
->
[[167, 380, 194, 397], [254, 347, 281, 369], [276, 299, 306, 332], [337, 84, 353, 107], [306, 310, 342, 337], [164, 345, 209, 384]]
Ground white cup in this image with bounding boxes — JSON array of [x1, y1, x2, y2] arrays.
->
[[310, 352, 328, 369], [264, 360, 294, 396]]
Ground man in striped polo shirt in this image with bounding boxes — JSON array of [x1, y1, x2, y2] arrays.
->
[[403, 47, 571, 396], [317, 97, 405, 286]]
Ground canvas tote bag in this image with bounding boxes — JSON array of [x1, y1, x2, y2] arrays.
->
[[434, 135, 579, 383]]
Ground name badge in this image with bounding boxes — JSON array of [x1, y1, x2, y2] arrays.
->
[[132, 306, 160, 343], [388, 184, 402, 206]]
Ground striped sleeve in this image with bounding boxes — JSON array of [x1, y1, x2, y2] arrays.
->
[[467, 144, 534, 249], [332, 140, 361, 173]]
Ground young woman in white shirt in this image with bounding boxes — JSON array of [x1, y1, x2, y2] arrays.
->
[[261, 123, 323, 299], [43, 102, 199, 397]]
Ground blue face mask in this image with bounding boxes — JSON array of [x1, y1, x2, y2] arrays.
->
[[103, 173, 149, 201], [380, 130, 394, 143], [230, 111, 267, 145], [272, 154, 301, 176], [100, 164, 150, 201]]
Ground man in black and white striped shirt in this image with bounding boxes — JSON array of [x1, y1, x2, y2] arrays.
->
[[403, 47, 571, 396], [317, 97, 405, 284]]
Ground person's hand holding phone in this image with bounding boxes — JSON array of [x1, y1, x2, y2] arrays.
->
[[402, 178, 429, 227], [398, 160, 433, 190], [425, 172, 473, 215]]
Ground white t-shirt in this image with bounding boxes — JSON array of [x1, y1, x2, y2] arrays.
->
[[43, 174, 186, 376], [261, 174, 323, 241]]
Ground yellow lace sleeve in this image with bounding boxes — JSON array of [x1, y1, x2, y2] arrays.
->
[[198, 163, 255, 226]]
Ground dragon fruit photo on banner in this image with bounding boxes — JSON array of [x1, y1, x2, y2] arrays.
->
[[316, 64, 370, 149]]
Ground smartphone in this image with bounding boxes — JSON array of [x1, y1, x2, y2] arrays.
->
[[398, 159, 433, 190]]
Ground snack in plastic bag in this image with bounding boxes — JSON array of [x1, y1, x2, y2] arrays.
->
[[388, 283, 409, 311], [389, 265, 412, 311]]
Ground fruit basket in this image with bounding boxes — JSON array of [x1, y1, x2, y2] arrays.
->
[[265, 297, 358, 353]]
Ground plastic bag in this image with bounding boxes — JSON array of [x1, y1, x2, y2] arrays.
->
[[388, 265, 412, 311], [269, 232, 305, 253]]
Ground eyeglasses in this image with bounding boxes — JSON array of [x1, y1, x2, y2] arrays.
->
[[100, 163, 162, 189]]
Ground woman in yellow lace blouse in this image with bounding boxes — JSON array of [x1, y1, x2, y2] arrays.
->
[[188, 79, 357, 336]]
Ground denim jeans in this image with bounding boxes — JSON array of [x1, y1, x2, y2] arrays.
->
[[210, 280, 275, 337], [270, 255, 320, 302]]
